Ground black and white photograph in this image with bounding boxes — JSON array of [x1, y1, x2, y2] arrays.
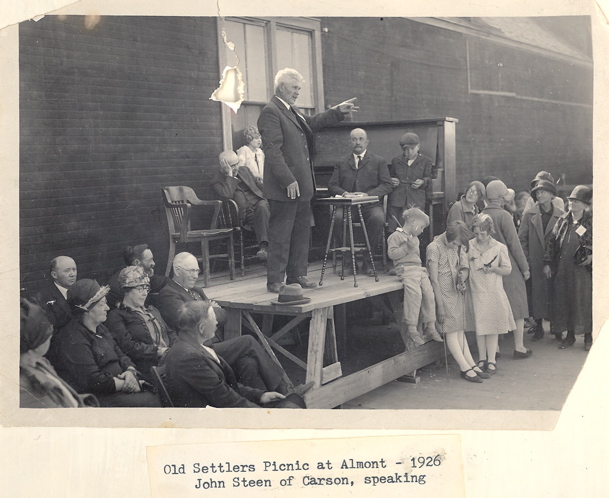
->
[[1, 0, 608, 496]]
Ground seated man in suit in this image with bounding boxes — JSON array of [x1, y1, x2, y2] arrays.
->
[[165, 300, 288, 408], [155, 252, 290, 394], [35, 256, 77, 333], [210, 150, 270, 261], [328, 128, 393, 275], [106, 244, 171, 309]]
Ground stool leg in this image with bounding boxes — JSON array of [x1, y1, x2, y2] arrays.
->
[[346, 207, 358, 287], [319, 205, 337, 286], [357, 204, 379, 282]]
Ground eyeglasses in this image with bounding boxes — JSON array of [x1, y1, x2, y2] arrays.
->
[[177, 266, 200, 276], [131, 285, 151, 293], [466, 188, 480, 197]]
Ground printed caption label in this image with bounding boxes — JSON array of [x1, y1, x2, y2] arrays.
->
[[147, 435, 464, 497]]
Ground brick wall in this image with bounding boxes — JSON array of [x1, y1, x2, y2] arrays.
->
[[20, 16, 223, 290], [319, 17, 592, 197]]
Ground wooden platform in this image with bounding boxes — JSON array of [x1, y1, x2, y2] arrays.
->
[[201, 261, 445, 409]]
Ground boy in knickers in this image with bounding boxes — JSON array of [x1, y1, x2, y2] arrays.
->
[[387, 207, 443, 346]]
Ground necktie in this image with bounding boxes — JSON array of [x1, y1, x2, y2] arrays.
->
[[356, 155, 362, 170], [254, 154, 260, 175], [188, 289, 201, 301]]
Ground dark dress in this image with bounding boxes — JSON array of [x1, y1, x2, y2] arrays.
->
[[545, 212, 592, 335]]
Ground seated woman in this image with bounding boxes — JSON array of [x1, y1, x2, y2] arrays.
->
[[165, 300, 297, 408], [106, 266, 176, 376], [20, 297, 99, 408], [236, 125, 265, 183], [49, 279, 161, 407]]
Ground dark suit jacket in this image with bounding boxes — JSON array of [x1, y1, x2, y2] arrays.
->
[[257, 96, 344, 202], [210, 166, 265, 223], [388, 153, 434, 209], [165, 334, 263, 408], [328, 151, 393, 199], [36, 281, 73, 332]]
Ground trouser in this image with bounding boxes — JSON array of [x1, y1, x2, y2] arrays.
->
[[267, 199, 311, 284], [332, 203, 385, 259], [212, 335, 284, 392], [245, 198, 270, 245], [395, 265, 436, 326]]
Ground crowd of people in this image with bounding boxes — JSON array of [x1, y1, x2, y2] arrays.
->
[[20, 66, 593, 407]]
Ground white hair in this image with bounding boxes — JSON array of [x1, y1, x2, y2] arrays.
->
[[173, 252, 197, 272], [274, 68, 304, 92]]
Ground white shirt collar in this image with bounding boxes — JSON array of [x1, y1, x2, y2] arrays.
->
[[54, 282, 69, 300], [353, 150, 367, 160], [275, 95, 291, 109]]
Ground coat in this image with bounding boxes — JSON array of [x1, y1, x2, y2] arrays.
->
[[49, 320, 136, 394], [482, 204, 530, 319], [518, 202, 563, 318], [257, 95, 344, 202], [35, 281, 73, 332], [106, 304, 176, 375], [388, 153, 434, 210], [328, 151, 393, 199], [164, 334, 264, 408], [154, 279, 227, 334], [210, 166, 265, 224]]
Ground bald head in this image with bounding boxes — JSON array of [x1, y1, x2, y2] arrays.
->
[[172, 252, 200, 289], [50, 256, 77, 289], [349, 128, 369, 155]]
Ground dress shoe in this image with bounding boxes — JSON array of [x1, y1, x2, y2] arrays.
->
[[486, 361, 497, 375], [256, 247, 268, 261], [513, 349, 532, 359], [584, 339, 592, 351], [267, 282, 284, 293], [559, 338, 575, 349], [531, 329, 544, 342], [474, 368, 491, 379], [286, 276, 317, 289], [406, 325, 425, 347], [460, 368, 483, 383]]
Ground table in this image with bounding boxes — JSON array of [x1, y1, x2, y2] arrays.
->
[[315, 195, 380, 287], [211, 267, 445, 409]]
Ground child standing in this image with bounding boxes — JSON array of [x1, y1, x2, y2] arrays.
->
[[388, 207, 443, 346], [427, 221, 490, 382], [468, 214, 516, 375]]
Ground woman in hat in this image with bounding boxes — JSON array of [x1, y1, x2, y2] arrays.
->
[[543, 185, 592, 350], [524, 171, 565, 213], [106, 266, 176, 376], [20, 298, 99, 408], [518, 180, 564, 341], [446, 180, 485, 229], [49, 279, 161, 407], [482, 180, 532, 360]]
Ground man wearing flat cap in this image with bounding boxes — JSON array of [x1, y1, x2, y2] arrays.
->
[[388, 132, 435, 232]]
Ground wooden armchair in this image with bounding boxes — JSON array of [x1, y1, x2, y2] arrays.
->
[[161, 186, 235, 287], [217, 199, 260, 277]]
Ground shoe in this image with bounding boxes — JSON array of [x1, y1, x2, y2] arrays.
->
[[527, 322, 542, 335], [256, 247, 268, 261], [286, 276, 318, 289], [559, 338, 575, 349], [486, 361, 497, 375], [554, 333, 563, 341], [267, 282, 284, 293], [513, 349, 532, 359], [476, 359, 488, 371], [531, 329, 544, 342], [424, 323, 443, 343], [291, 381, 315, 397], [472, 365, 491, 379], [460, 368, 483, 383], [584, 339, 592, 351], [406, 325, 425, 347]]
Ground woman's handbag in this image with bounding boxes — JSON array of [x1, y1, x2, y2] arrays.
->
[[574, 244, 592, 270]]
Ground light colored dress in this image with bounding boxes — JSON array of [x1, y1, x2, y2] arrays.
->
[[426, 234, 468, 334], [467, 237, 516, 336], [236, 145, 264, 179]]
